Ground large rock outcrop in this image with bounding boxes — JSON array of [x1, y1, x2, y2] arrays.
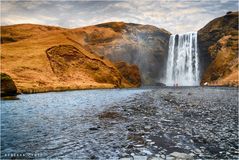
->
[[69, 22, 171, 85], [198, 11, 238, 86], [1, 73, 17, 96]]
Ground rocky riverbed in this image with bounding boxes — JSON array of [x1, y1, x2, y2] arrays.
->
[[1, 87, 238, 159], [84, 87, 238, 159]]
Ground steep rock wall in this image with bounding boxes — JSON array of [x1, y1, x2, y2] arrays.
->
[[74, 22, 171, 85], [198, 11, 238, 86]]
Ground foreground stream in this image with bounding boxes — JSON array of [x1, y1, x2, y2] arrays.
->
[[1, 87, 238, 159]]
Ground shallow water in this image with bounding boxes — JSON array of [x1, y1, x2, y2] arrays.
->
[[1, 87, 238, 159], [1, 89, 149, 159]]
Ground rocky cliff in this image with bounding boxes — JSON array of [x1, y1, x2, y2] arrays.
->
[[1, 24, 141, 93], [79, 22, 171, 84], [198, 12, 238, 86]]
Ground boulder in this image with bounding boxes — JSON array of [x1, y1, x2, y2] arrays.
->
[[155, 82, 166, 87], [169, 152, 193, 160], [1, 73, 17, 97]]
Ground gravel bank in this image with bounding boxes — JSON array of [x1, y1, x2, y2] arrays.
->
[[90, 87, 238, 159]]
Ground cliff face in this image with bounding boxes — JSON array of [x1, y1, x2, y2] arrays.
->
[[114, 61, 141, 87], [1, 24, 141, 93], [198, 12, 238, 86], [80, 22, 171, 85]]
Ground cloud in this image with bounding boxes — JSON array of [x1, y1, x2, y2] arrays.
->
[[2, 15, 45, 25], [1, 0, 238, 33]]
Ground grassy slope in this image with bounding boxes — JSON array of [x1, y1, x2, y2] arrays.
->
[[1, 24, 137, 93]]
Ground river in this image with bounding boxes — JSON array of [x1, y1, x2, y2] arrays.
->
[[1, 87, 238, 159], [1, 89, 149, 159]]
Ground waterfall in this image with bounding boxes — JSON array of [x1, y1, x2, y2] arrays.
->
[[164, 32, 200, 86]]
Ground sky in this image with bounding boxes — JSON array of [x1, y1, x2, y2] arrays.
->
[[1, 0, 238, 34]]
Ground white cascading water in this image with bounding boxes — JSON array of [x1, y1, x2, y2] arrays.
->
[[165, 32, 200, 86]]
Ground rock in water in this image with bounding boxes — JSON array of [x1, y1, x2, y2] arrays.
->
[[98, 111, 124, 120], [132, 155, 148, 160], [1, 73, 17, 97], [170, 152, 193, 160]]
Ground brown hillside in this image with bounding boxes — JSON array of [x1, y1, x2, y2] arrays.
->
[[1, 24, 66, 44], [1, 22, 170, 85], [1, 23, 140, 93], [114, 61, 141, 87], [46, 45, 122, 87], [198, 11, 238, 86], [68, 22, 171, 84]]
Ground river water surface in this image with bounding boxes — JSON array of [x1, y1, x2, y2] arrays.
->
[[1, 87, 238, 159], [1, 89, 149, 159]]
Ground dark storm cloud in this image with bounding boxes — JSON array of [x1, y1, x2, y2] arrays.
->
[[1, 0, 238, 33]]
